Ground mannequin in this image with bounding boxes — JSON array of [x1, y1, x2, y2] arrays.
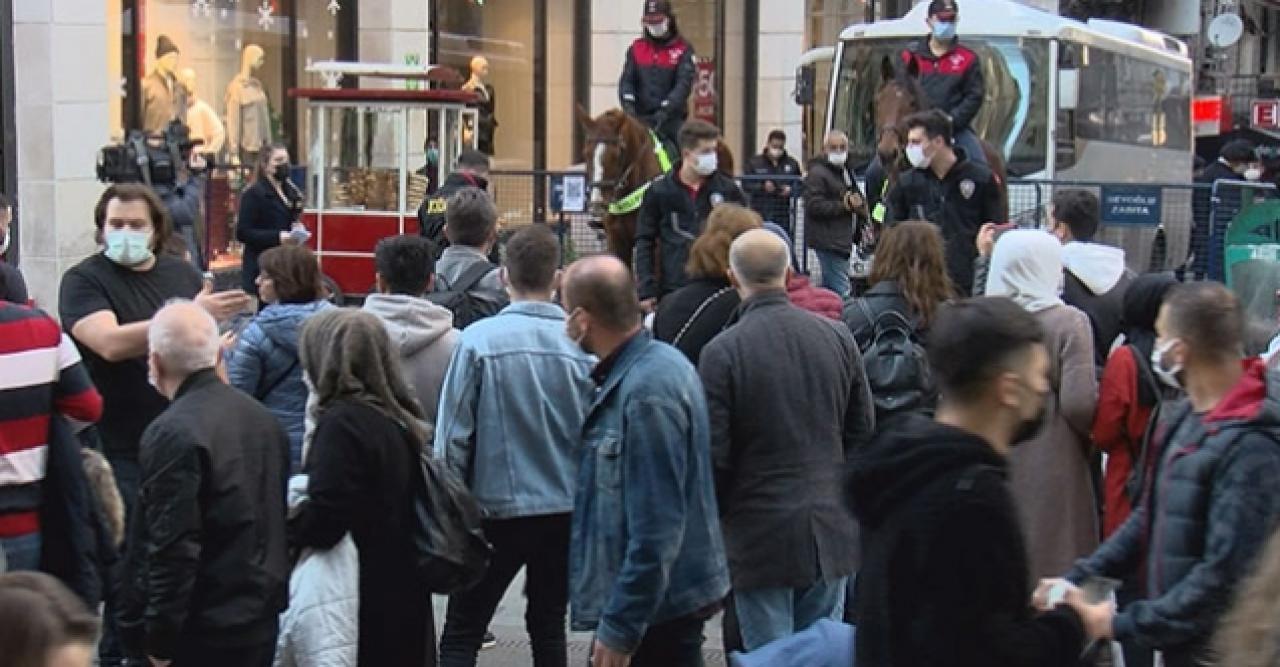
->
[[462, 55, 497, 155], [142, 36, 187, 132], [180, 68, 226, 158], [226, 45, 273, 166]]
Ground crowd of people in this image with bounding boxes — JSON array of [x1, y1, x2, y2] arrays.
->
[[5, 148, 1280, 667], [3, 3, 1280, 662]]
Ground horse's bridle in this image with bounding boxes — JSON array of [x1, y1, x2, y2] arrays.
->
[[588, 133, 645, 212]]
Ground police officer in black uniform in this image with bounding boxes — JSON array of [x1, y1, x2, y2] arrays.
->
[[417, 149, 491, 259], [885, 109, 1001, 294]]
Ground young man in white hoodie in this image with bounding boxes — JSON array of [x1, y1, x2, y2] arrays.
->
[[363, 235, 459, 418], [1049, 189, 1134, 370], [976, 189, 1131, 370]]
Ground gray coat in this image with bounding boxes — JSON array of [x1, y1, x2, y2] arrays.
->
[[699, 291, 875, 590], [1009, 304, 1099, 582]]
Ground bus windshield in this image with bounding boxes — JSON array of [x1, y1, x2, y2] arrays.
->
[[832, 36, 1051, 176]]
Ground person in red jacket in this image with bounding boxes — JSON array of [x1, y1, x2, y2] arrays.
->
[[762, 222, 842, 320], [619, 0, 696, 147], [1092, 272, 1179, 538]]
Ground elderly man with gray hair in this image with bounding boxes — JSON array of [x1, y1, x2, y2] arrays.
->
[[698, 230, 874, 651], [118, 300, 290, 667], [803, 130, 869, 298]]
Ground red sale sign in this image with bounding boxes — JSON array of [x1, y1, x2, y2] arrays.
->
[[694, 57, 717, 124]]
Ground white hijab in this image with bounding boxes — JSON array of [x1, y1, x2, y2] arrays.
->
[[985, 229, 1065, 313]]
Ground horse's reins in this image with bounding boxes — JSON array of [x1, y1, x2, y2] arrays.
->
[[593, 130, 672, 217]]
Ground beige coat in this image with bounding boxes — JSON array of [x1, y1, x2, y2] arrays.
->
[[1009, 303, 1100, 582]]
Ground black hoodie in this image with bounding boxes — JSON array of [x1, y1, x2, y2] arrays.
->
[[849, 414, 1085, 667]]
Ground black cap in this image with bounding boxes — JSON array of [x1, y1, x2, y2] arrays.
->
[[643, 0, 672, 22], [156, 35, 179, 59], [1221, 139, 1257, 163], [928, 0, 959, 18]]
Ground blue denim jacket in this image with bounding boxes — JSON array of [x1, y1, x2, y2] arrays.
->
[[433, 301, 594, 518], [570, 332, 730, 653]]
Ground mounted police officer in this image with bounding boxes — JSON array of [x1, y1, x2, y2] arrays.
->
[[901, 0, 988, 168], [619, 0, 696, 154]]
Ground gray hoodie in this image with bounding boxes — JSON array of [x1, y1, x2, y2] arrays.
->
[[362, 293, 460, 420]]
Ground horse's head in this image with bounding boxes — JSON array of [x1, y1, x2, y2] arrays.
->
[[577, 105, 642, 216], [874, 55, 926, 163]]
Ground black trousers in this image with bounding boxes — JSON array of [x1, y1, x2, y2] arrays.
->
[[174, 638, 275, 667], [630, 614, 707, 667], [439, 513, 571, 667]]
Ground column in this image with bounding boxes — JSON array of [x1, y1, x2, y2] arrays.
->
[[756, 2, 806, 160], [13, 0, 111, 310], [590, 0, 637, 116]]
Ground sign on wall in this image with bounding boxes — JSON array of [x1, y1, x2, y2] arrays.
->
[[693, 57, 717, 125], [1101, 185, 1162, 226], [1253, 100, 1280, 130]]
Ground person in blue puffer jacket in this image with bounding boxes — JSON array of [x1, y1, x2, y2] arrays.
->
[[227, 245, 332, 470]]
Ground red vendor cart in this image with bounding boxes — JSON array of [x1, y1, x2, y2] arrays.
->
[[290, 84, 478, 297]]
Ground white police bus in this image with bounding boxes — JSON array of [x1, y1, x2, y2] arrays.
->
[[826, 0, 1195, 267]]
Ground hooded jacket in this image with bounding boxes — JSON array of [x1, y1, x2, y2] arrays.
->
[[1061, 241, 1134, 368], [787, 274, 843, 321], [850, 414, 1085, 667], [362, 293, 459, 420], [228, 300, 334, 470], [1067, 359, 1280, 660]]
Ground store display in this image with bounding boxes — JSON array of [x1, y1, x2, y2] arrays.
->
[[326, 168, 429, 212], [180, 68, 226, 157], [226, 44, 273, 165], [462, 56, 498, 155], [143, 35, 187, 133]]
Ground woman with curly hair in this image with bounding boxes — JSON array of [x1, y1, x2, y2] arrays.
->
[[653, 203, 762, 364]]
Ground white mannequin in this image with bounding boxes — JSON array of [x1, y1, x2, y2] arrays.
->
[[462, 56, 496, 155], [180, 68, 226, 156], [143, 36, 186, 132], [226, 45, 272, 166]]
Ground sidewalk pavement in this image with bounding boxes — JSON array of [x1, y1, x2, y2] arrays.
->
[[432, 570, 727, 666]]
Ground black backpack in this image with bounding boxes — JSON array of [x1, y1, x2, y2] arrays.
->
[[1123, 344, 1185, 504], [428, 262, 508, 329], [855, 300, 937, 424], [401, 430, 493, 594]]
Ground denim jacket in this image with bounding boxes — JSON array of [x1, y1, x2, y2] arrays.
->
[[433, 301, 594, 518], [570, 331, 730, 653]]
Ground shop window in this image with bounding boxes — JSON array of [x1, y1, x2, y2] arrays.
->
[[106, 0, 353, 272]]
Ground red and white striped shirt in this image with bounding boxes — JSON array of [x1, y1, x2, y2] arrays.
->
[[0, 303, 103, 537]]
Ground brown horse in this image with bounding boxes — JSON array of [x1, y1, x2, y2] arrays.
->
[[873, 55, 1009, 221], [576, 106, 735, 265]]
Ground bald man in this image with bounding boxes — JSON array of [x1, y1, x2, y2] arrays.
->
[[699, 230, 873, 651], [561, 255, 728, 667], [804, 130, 868, 298], [119, 301, 289, 667]]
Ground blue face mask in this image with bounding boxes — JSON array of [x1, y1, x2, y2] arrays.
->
[[426, 148, 440, 163], [103, 229, 154, 267], [933, 21, 957, 40]]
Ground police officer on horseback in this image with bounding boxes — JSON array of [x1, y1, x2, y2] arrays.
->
[[901, 0, 987, 168], [619, 0, 696, 153]]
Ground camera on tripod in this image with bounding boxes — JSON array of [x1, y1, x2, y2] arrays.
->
[[96, 120, 201, 187]]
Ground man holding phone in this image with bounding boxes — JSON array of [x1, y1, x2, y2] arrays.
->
[[1036, 283, 1280, 667]]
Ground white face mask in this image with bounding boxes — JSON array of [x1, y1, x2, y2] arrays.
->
[[0, 232, 8, 256], [906, 144, 932, 170], [827, 151, 848, 167], [1245, 167, 1263, 182], [693, 152, 718, 176], [1150, 338, 1184, 390], [646, 20, 669, 38], [767, 147, 784, 159]]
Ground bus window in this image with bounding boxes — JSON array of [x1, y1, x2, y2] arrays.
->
[[832, 36, 1052, 176], [1077, 46, 1191, 151]]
